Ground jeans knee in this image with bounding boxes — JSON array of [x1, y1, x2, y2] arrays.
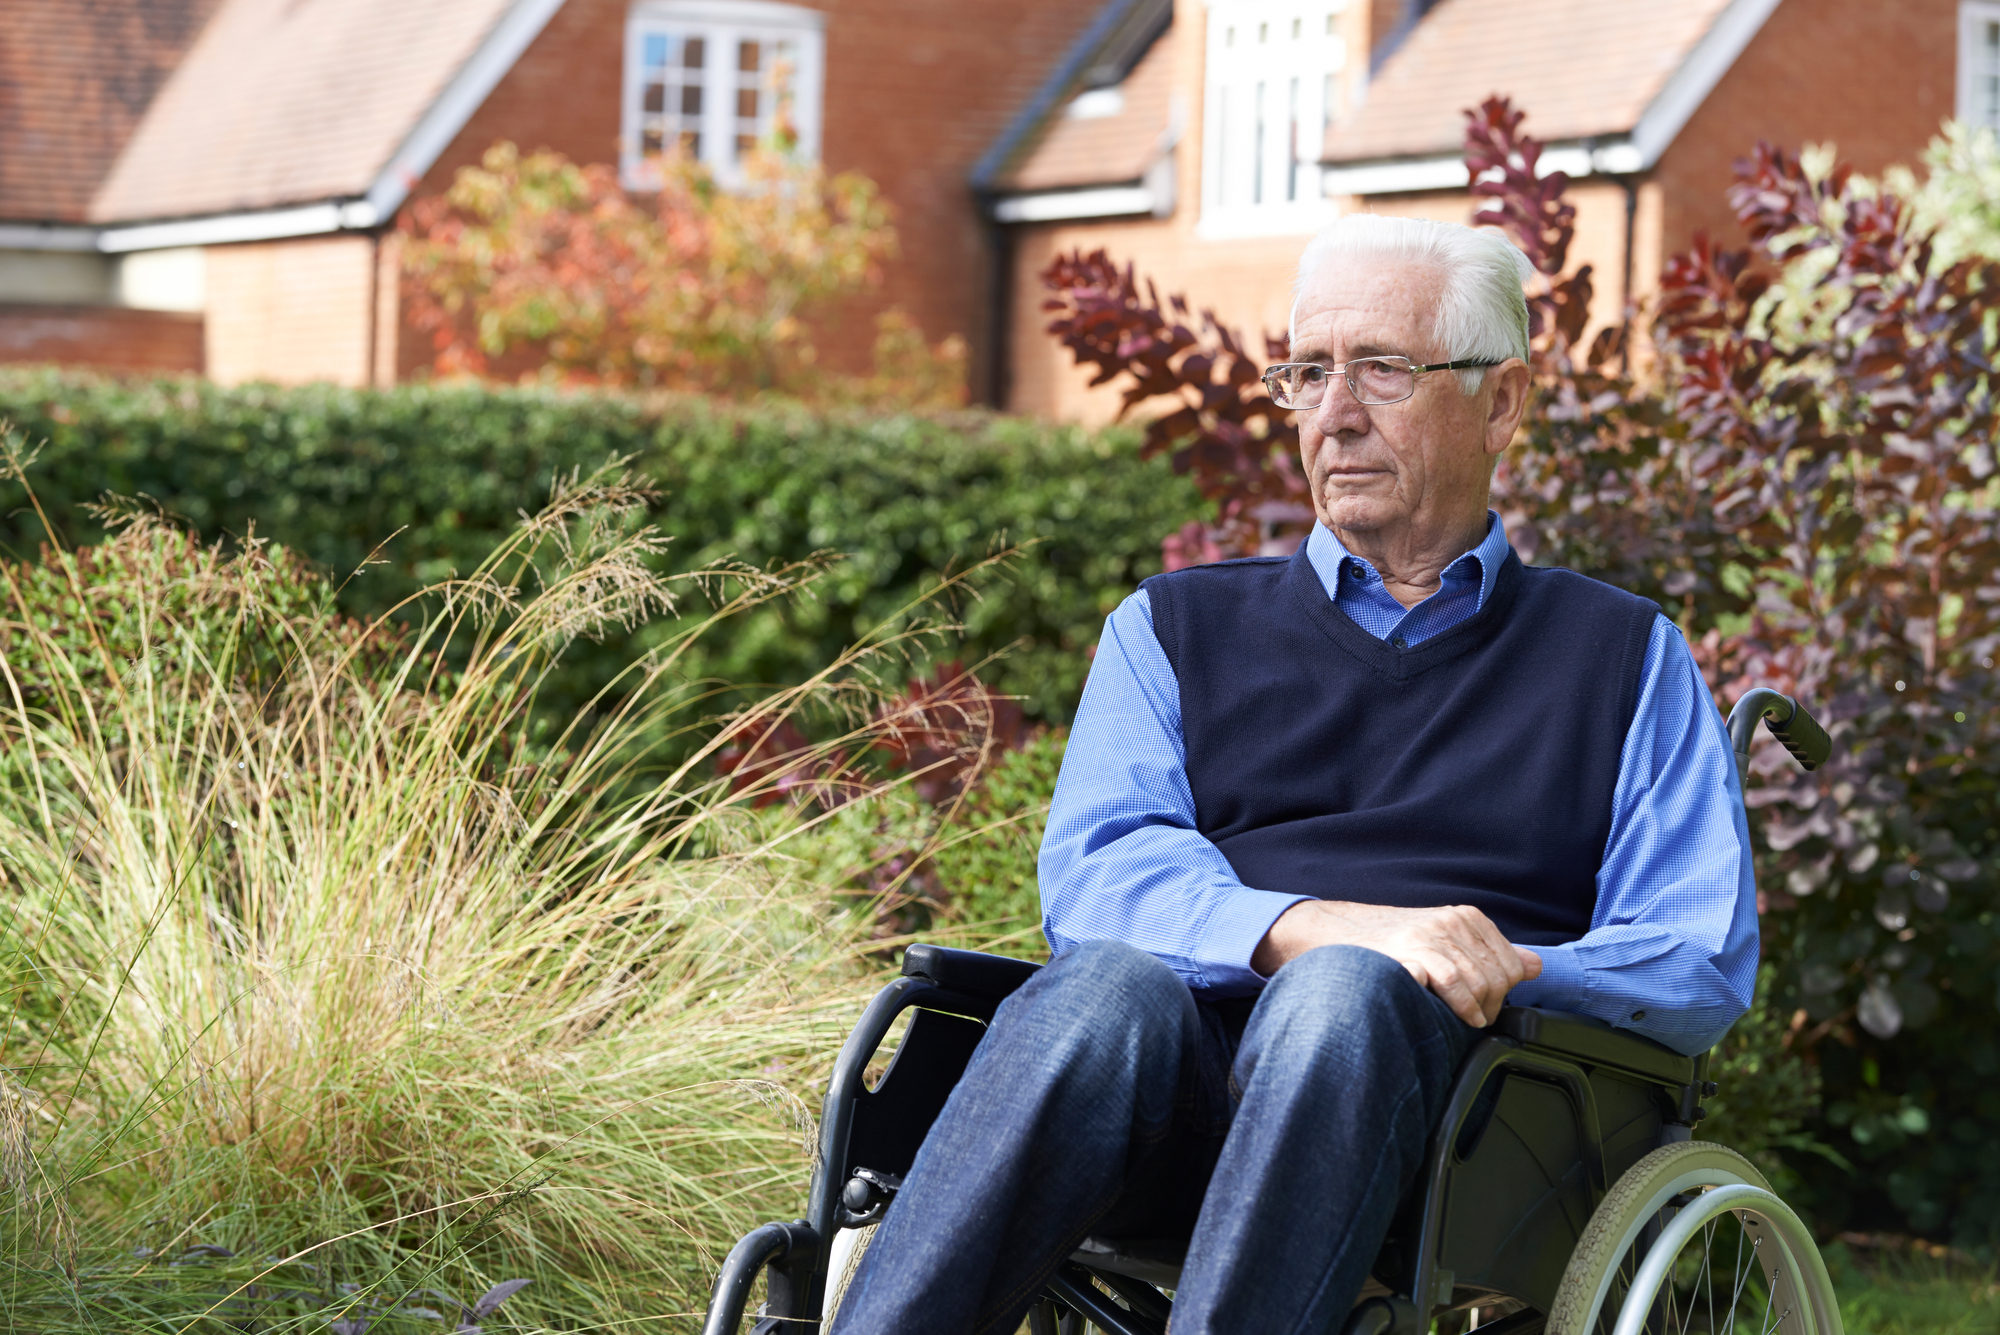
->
[[997, 939, 1192, 1062], [1257, 944, 1427, 1038]]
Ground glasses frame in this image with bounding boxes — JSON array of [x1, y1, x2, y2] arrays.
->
[[1260, 355, 1503, 409]]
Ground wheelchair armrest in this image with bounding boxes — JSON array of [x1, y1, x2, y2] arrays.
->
[[1495, 1006, 1696, 1087], [901, 943, 1041, 1002]]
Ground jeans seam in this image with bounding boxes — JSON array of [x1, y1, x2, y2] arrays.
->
[[1283, 1076, 1429, 1335]]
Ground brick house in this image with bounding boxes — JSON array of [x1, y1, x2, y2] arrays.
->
[[0, 0, 1098, 393], [0, 0, 1985, 412], [987, 0, 1972, 420]]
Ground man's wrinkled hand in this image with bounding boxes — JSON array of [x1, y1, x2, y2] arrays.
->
[[1251, 900, 1542, 1028]]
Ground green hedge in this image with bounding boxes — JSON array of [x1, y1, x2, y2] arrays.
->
[[0, 370, 1201, 724]]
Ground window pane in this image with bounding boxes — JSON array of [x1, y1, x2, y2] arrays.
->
[[627, 18, 820, 178], [1287, 76, 1299, 202], [1253, 81, 1266, 205], [631, 26, 711, 163], [1986, 21, 2000, 128]]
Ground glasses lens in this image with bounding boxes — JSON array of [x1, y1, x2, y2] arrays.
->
[[1266, 364, 1326, 408], [1347, 358, 1416, 405]]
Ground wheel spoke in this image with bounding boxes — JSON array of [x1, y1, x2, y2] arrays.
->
[[1702, 1216, 1718, 1335], [1722, 1231, 1759, 1333]]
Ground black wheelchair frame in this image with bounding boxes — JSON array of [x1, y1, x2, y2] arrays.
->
[[702, 690, 1830, 1335]]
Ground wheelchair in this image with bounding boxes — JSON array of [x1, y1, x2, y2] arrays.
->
[[703, 688, 1840, 1335]]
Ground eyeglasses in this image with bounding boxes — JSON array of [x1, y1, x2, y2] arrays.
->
[[1261, 356, 1501, 409]]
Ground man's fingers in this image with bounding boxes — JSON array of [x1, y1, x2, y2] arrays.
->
[[1413, 950, 1490, 1028], [1515, 946, 1544, 980]]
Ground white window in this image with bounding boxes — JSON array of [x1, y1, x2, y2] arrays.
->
[[1959, 1, 2000, 131], [622, 0, 826, 188], [1201, 0, 1348, 236]]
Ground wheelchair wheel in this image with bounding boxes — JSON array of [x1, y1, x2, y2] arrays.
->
[[1546, 1141, 1843, 1335]]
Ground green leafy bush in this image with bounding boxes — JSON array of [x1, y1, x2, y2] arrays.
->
[[0, 370, 1198, 728]]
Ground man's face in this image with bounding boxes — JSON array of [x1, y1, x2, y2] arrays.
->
[[1288, 258, 1513, 540]]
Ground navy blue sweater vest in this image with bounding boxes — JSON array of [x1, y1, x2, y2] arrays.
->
[[1142, 543, 1659, 946]]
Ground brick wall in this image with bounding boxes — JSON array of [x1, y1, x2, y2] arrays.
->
[[0, 304, 203, 374], [204, 235, 378, 386], [401, 0, 1099, 397], [1654, 0, 1957, 265]]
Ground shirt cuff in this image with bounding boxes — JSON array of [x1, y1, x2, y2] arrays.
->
[[1193, 887, 1313, 995], [1506, 942, 1586, 1011]]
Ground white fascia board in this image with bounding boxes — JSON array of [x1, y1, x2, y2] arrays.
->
[[1320, 140, 1641, 198], [1629, 0, 1784, 168], [992, 185, 1156, 223], [1320, 156, 1469, 195], [0, 223, 102, 252], [360, 0, 571, 224], [98, 203, 347, 252], [632, 0, 825, 25]]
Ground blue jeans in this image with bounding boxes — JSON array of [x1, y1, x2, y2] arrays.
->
[[828, 940, 1477, 1335]]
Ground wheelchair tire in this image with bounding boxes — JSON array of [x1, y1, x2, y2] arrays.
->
[[821, 1222, 876, 1324], [1545, 1140, 1843, 1335]]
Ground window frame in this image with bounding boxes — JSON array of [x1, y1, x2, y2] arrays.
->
[[620, 0, 827, 190], [1199, 0, 1349, 238], [1958, 0, 2000, 131]]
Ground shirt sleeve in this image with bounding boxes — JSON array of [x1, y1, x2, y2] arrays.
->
[[1506, 615, 1759, 1055], [1038, 590, 1309, 995]]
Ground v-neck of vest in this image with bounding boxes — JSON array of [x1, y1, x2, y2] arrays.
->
[[1283, 539, 1524, 681]]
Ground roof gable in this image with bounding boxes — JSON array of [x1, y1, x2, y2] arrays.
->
[[89, 0, 551, 225], [1324, 0, 1759, 166]]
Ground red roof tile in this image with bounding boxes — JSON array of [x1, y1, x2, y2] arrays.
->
[[90, 0, 521, 222], [1325, 0, 1736, 162], [996, 28, 1176, 192], [0, 0, 225, 223]]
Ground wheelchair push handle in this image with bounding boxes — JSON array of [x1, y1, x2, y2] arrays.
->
[[1726, 687, 1831, 784]]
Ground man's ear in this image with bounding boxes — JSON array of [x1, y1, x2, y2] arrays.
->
[[1482, 358, 1533, 457]]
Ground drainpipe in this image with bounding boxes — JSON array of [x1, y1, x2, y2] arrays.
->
[[366, 231, 381, 389], [977, 191, 1015, 411], [1618, 172, 1638, 377]]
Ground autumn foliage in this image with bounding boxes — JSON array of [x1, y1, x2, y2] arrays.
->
[[401, 142, 966, 406], [1039, 255, 1310, 569], [1043, 98, 2000, 1242]]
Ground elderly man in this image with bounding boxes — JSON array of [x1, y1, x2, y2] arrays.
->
[[828, 215, 1754, 1334]]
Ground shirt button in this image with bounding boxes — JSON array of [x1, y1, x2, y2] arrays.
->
[[1390, 634, 1408, 650], [1631, 1010, 1647, 1021], [1348, 560, 1368, 580]]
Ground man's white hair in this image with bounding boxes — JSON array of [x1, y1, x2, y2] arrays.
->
[[1289, 215, 1533, 394]]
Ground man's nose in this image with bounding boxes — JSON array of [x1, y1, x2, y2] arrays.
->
[[1310, 371, 1370, 433]]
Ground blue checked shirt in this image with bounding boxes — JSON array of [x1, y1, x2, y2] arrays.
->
[[1039, 515, 1757, 1055]]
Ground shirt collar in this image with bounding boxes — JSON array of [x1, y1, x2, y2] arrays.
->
[[1305, 510, 1511, 608]]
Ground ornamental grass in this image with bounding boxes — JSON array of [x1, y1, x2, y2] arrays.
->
[[0, 452, 966, 1331]]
